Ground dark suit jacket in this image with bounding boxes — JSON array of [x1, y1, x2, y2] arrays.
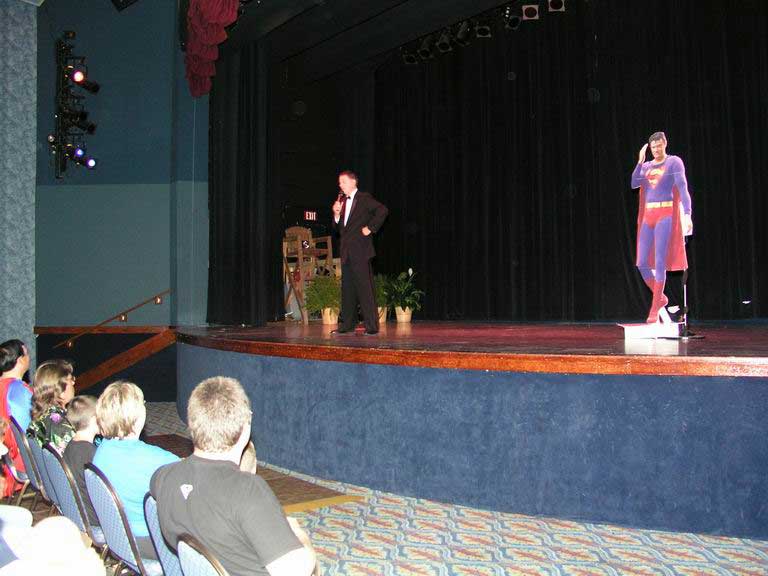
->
[[332, 191, 388, 264]]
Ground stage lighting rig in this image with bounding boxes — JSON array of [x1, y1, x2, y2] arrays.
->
[[400, 47, 419, 66], [503, 4, 522, 31], [436, 29, 453, 53], [474, 20, 492, 38], [454, 21, 472, 47], [417, 36, 435, 61], [50, 31, 100, 178]]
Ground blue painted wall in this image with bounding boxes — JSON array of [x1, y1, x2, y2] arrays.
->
[[0, 2, 37, 359], [178, 344, 768, 539], [35, 0, 208, 327]]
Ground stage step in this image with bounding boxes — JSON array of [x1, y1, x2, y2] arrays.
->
[[619, 321, 683, 339]]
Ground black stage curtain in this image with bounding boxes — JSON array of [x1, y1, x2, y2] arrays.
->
[[207, 43, 283, 326], [374, 0, 768, 321], [209, 0, 768, 324]]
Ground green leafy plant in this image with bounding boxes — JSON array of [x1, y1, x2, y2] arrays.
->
[[374, 274, 390, 308], [387, 268, 425, 311], [305, 275, 341, 313]]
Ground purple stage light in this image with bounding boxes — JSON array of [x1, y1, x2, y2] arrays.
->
[[85, 157, 97, 169], [74, 147, 85, 158]]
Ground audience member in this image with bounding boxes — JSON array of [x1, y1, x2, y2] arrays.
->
[[0, 341, 32, 432], [0, 341, 32, 497], [92, 381, 178, 560], [0, 502, 33, 569], [0, 516, 105, 575], [27, 360, 76, 452], [151, 376, 317, 576], [62, 395, 100, 526], [239, 440, 257, 475]]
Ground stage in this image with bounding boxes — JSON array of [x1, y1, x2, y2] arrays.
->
[[176, 321, 768, 378], [175, 321, 768, 539]]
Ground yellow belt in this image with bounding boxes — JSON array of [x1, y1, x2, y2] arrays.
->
[[646, 201, 673, 208]]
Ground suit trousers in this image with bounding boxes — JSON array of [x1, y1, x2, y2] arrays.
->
[[340, 257, 379, 332]]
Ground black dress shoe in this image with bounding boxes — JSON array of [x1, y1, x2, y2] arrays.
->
[[363, 330, 379, 336], [331, 328, 354, 334]]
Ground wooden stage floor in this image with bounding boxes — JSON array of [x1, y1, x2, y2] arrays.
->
[[176, 321, 768, 378]]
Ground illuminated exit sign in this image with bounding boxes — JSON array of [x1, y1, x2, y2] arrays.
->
[[304, 210, 317, 221]]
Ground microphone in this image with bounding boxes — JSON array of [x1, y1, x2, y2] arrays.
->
[[336, 192, 345, 203]]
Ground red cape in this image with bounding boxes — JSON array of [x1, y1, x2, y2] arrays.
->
[[0, 378, 28, 497], [636, 185, 688, 271]]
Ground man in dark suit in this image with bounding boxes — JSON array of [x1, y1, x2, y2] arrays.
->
[[331, 170, 388, 335]]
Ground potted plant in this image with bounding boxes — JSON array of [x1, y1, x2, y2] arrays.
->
[[305, 275, 341, 324], [374, 274, 390, 324], [387, 268, 424, 323]]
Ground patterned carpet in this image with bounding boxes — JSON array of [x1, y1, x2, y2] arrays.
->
[[144, 404, 768, 575], [279, 467, 768, 576]]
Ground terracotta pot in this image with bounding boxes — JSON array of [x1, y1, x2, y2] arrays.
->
[[321, 308, 339, 325], [395, 306, 412, 323], [378, 306, 388, 324]]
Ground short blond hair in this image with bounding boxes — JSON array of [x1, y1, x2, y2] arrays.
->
[[97, 381, 145, 439], [188, 377, 251, 452]]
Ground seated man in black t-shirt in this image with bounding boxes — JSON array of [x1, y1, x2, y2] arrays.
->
[[150, 377, 317, 576]]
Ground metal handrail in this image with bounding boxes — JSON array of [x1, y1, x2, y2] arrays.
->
[[53, 289, 171, 350]]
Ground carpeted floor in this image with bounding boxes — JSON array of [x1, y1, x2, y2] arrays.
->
[[276, 466, 768, 576], [145, 403, 768, 575]]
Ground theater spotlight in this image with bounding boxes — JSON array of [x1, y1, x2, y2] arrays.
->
[[85, 157, 98, 169], [505, 15, 522, 30], [61, 108, 87, 123], [454, 21, 472, 46], [400, 47, 418, 65], [436, 29, 453, 53], [475, 20, 492, 38], [64, 144, 85, 161], [548, 0, 565, 12], [503, 4, 522, 30], [522, 4, 540, 20], [75, 118, 97, 134], [73, 74, 100, 94], [417, 36, 434, 61], [68, 67, 100, 93]]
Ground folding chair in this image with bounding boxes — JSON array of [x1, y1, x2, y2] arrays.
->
[[84, 464, 162, 576], [8, 417, 50, 511], [178, 533, 231, 576], [41, 445, 107, 556], [1, 454, 30, 507], [143, 493, 181, 576], [27, 436, 60, 511]]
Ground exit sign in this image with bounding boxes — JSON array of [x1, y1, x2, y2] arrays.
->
[[304, 210, 317, 221]]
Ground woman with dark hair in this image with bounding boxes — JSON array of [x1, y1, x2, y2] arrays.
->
[[26, 360, 76, 452]]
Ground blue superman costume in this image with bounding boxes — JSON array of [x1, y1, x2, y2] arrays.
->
[[631, 153, 692, 322]]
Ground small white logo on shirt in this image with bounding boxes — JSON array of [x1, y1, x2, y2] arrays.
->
[[180, 484, 194, 500]]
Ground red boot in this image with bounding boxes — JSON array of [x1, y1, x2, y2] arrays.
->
[[646, 282, 669, 323]]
